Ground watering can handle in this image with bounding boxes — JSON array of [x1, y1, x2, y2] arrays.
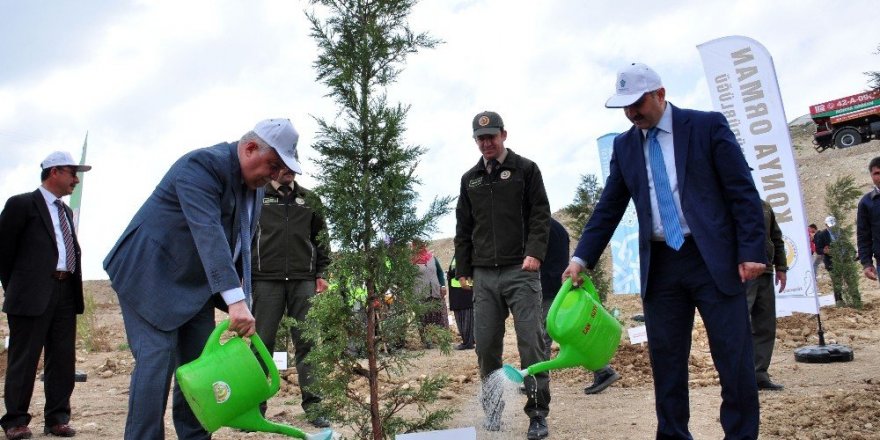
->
[[203, 320, 282, 394], [546, 277, 575, 328], [547, 274, 602, 326]]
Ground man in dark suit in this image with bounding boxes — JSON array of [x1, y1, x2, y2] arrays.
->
[[0, 151, 92, 439], [563, 63, 766, 439], [104, 118, 301, 440]]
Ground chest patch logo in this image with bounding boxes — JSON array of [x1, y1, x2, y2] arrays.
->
[[295, 197, 305, 205], [469, 177, 483, 187], [500, 170, 511, 180]]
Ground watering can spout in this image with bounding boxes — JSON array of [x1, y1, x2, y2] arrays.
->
[[525, 347, 581, 377]]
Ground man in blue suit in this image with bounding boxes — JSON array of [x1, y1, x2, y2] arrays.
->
[[104, 118, 302, 440], [563, 63, 766, 439]]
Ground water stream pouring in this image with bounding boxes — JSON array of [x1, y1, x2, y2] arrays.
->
[[503, 275, 622, 383], [176, 320, 334, 440]]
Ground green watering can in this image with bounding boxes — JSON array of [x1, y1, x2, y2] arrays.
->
[[504, 275, 622, 383], [175, 320, 334, 440]]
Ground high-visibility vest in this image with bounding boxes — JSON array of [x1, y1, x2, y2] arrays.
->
[[448, 257, 461, 288]]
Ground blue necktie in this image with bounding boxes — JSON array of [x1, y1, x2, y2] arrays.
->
[[239, 188, 252, 300], [648, 127, 684, 250]]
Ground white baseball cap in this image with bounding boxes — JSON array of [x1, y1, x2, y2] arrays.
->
[[253, 118, 302, 174], [824, 216, 836, 227], [40, 151, 92, 171], [605, 63, 663, 108]]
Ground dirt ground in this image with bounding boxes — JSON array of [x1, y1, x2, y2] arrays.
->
[[1, 134, 879, 439], [1, 277, 878, 440]]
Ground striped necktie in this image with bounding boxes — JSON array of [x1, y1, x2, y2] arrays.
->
[[239, 188, 252, 299], [647, 127, 684, 250], [54, 199, 77, 273]]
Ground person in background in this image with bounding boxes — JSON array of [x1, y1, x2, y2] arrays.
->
[[411, 239, 449, 348], [563, 63, 766, 439], [251, 168, 331, 428], [857, 156, 880, 285], [104, 118, 300, 440], [454, 110, 551, 439], [446, 257, 475, 350], [0, 151, 92, 439], [539, 218, 569, 360], [747, 200, 787, 391], [813, 216, 843, 304], [808, 223, 820, 275]]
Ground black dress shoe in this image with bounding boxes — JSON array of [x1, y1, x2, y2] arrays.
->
[[44, 424, 76, 437], [584, 366, 621, 394], [526, 416, 549, 440], [455, 343, 474, 350], [757, 380, 784, 391], [4, 425, 32, 440]]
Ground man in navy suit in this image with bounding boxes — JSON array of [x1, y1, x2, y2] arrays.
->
[[104, 119, 301, 440], [563, 63, 766, 439], [0, 151, 91, 439]]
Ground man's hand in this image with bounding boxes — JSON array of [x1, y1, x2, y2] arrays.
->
[[562, 261, 585, 286], [864, 266, 878, 281], [227, 300, 256, 337], [458, 276, 473, 291], [316, 277, 329, 293], [522, 256, 541, 272], [738, 262, 766, 282], [775, 271, 787, 292]]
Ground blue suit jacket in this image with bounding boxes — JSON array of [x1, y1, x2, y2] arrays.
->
[[104, 142, 263, 331], [573, 105, 766, 297]]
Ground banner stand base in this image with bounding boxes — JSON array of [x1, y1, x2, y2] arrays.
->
[[794, 344, 854, 363]]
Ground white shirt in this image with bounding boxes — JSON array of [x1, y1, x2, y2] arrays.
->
[[642, 103, 691, 241], [38, 186, 72, 271]]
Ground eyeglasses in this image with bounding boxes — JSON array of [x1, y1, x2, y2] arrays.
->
[[56, 167, 79, 178]]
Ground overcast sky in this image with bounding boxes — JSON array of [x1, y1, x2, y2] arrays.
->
[[1, 0, 877, 280]]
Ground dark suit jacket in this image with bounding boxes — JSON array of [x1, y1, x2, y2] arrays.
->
[[0, 189, 85, 316], [104, 142, 263, 331], [572, 104, 765, 297], [813, 229, 832, 257], [540, 218, 570, 300]]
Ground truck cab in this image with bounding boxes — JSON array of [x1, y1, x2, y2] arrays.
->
[[810, 89, 880, 152]]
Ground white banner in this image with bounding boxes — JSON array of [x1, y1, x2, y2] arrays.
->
[[597, 133, 640, 294], [698, 36, 817, 312]]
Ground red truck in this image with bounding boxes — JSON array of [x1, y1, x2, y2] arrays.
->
[[809, 89, 880, 152]]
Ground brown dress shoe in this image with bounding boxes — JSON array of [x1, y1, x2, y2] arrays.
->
[[4, 425, 33, 440], [44, 424, 76, 437]]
